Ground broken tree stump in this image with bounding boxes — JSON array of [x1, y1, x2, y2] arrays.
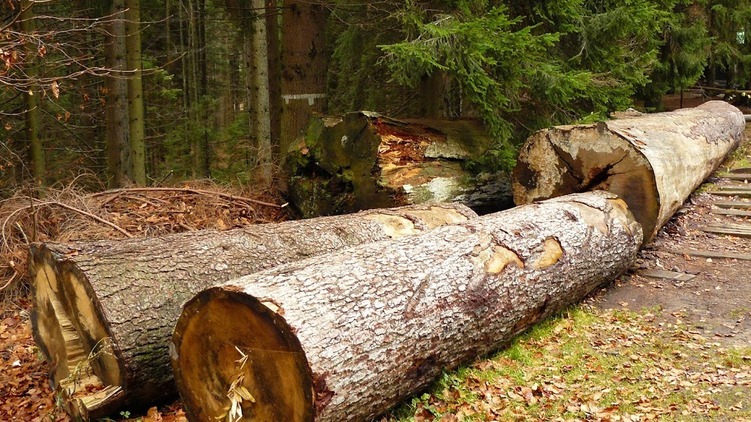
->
[[513, 101, 745, 243], [285, 111, 514, 217], [171, 191, 642, 422], [28, 203, 476, 420]]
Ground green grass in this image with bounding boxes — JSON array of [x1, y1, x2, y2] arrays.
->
[[384, 306, 751, 421]]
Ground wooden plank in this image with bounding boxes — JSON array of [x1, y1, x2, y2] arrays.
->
[[729, 167, 751, 174], [700, 223, 751, 238], [639, 269, 697, 282], [713, 184, 751, 191], [706, 190, 751, 198], [668, 248, 751, 261], [713, 201, 751, 209], [719, 173, 751, 181], [711, 208, 751, 217]]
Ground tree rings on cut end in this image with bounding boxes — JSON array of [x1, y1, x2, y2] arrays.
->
[[171, 288, 313, 422]]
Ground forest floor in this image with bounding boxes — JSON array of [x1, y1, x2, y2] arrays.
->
[[2, 101, 751, 421]]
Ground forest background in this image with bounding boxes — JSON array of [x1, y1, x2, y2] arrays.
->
[[1, 0, 750, 196]]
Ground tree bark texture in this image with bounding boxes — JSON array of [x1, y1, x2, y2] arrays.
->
[[104, 0, 130, 188], [286, 111, 513, 218], [246, 0, 272, 185], [125, 0, 146, 185], [171, 191, 642, 422], [513, 101, 745, 244], [280, 0, 328, 155], [28, 204, 477, 420], [19, 0, 45, 184]]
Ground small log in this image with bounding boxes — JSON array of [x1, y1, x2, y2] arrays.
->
[[513, 101, 745, 243], [28, 203, 476, 420], [171, 191, 642, 422], [285, 111, 513, 218]]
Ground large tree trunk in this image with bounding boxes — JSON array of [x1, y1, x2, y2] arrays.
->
[[286, 112, 513, 217], [171, 191, 642, 422], [20, 0, 45, 185], [280, 0, 329, 156], [104, 0, 130, 188], [245, 0, 273, 185], [29, 204, 476, 420], [513, 101, 744, 244], [125, 0, 146, 185]]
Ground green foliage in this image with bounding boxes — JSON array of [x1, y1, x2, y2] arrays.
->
[[375, 1, 673, 170]]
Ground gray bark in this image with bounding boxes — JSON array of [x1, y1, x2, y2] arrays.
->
[[29, 203, 476, 420], [171, 191, 642, 422], [513, 101, 745, 243]]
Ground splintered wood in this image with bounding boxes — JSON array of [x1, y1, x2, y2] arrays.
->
[[513, 101, 745, 244]]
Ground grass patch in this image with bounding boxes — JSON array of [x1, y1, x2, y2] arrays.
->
[[384, 306, 751, 421]]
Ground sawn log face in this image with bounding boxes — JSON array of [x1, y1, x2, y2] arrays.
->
[[171, 191, 642, 422], [28, 203, 477, 419], [512, 101, 745, 243]]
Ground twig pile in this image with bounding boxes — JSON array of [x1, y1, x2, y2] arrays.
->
[[0, 181, 288, 302]]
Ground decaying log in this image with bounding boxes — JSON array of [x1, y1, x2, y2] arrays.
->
[[171, 191, 642, 422], [513, 101, 745, 243], [285, 111, 513, 217], [28, 203, 476, 420]]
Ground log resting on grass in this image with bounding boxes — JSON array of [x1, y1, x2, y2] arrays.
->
[[513, 101, 745, 243], [285, 111, 513, 217], [171, 191, 642, 422], [28, 203, 476, 420]]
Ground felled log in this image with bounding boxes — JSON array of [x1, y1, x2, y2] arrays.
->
[[513, 101, 745, 243], [171, 191, 642, 422], [28, 203, 476, 420], [285, 111, 513, 217]]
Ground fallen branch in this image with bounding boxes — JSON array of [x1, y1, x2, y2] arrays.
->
[[90, 187, 284, 209]]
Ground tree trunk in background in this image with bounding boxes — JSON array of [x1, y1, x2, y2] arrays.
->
[[419, 71, 448, 118], [266, 0, 283, 160], [280, 0, 329, 157], [125, 0, 146, 185], [171, 191, 642, 422], [29, 204, 477, 420], [246, 0, 272, 185], [513, 101, 745, 244], [104, 0, 130, 188], [20, 0, 45, 185], [286, 112, 513, 217]]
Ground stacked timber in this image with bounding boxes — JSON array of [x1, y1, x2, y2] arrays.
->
[[285, 111, 513, 217], [28, 203, 477, 420], [513, 100, 745, 243], [171, 191, 642, 421]]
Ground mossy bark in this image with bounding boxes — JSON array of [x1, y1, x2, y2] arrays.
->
[[286, 112, 513, 218]]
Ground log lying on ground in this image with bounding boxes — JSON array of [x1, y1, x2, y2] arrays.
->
[[28, 203, 476, 420], [171, 191, 642, 422], [286, 111, 513, 217], [513, 101, 745, 243]]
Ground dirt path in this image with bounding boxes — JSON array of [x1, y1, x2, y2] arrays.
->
[[592, 127, 751, 349]]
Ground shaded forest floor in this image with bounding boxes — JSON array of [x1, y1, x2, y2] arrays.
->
[[2, 105, 751, 421]]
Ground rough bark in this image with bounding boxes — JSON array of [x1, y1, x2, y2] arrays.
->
[[280, 0, 329, 155], [104, 0, 130, 188], [28, 203, 477, 420], [125, 0, 146, 185], [171, 191, 642, 422], [513, 101, 745, 243], [246, 0, 272, 185], [286, 111, 513, 218], [19, 0, 45, 184]]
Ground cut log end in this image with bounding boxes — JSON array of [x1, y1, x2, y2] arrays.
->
[[512, 127, 661, 243], [172, 288, 313, 422], [29, 248, 125, 419]]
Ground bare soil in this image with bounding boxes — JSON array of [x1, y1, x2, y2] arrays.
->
[[591, 126, 751, 349]]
